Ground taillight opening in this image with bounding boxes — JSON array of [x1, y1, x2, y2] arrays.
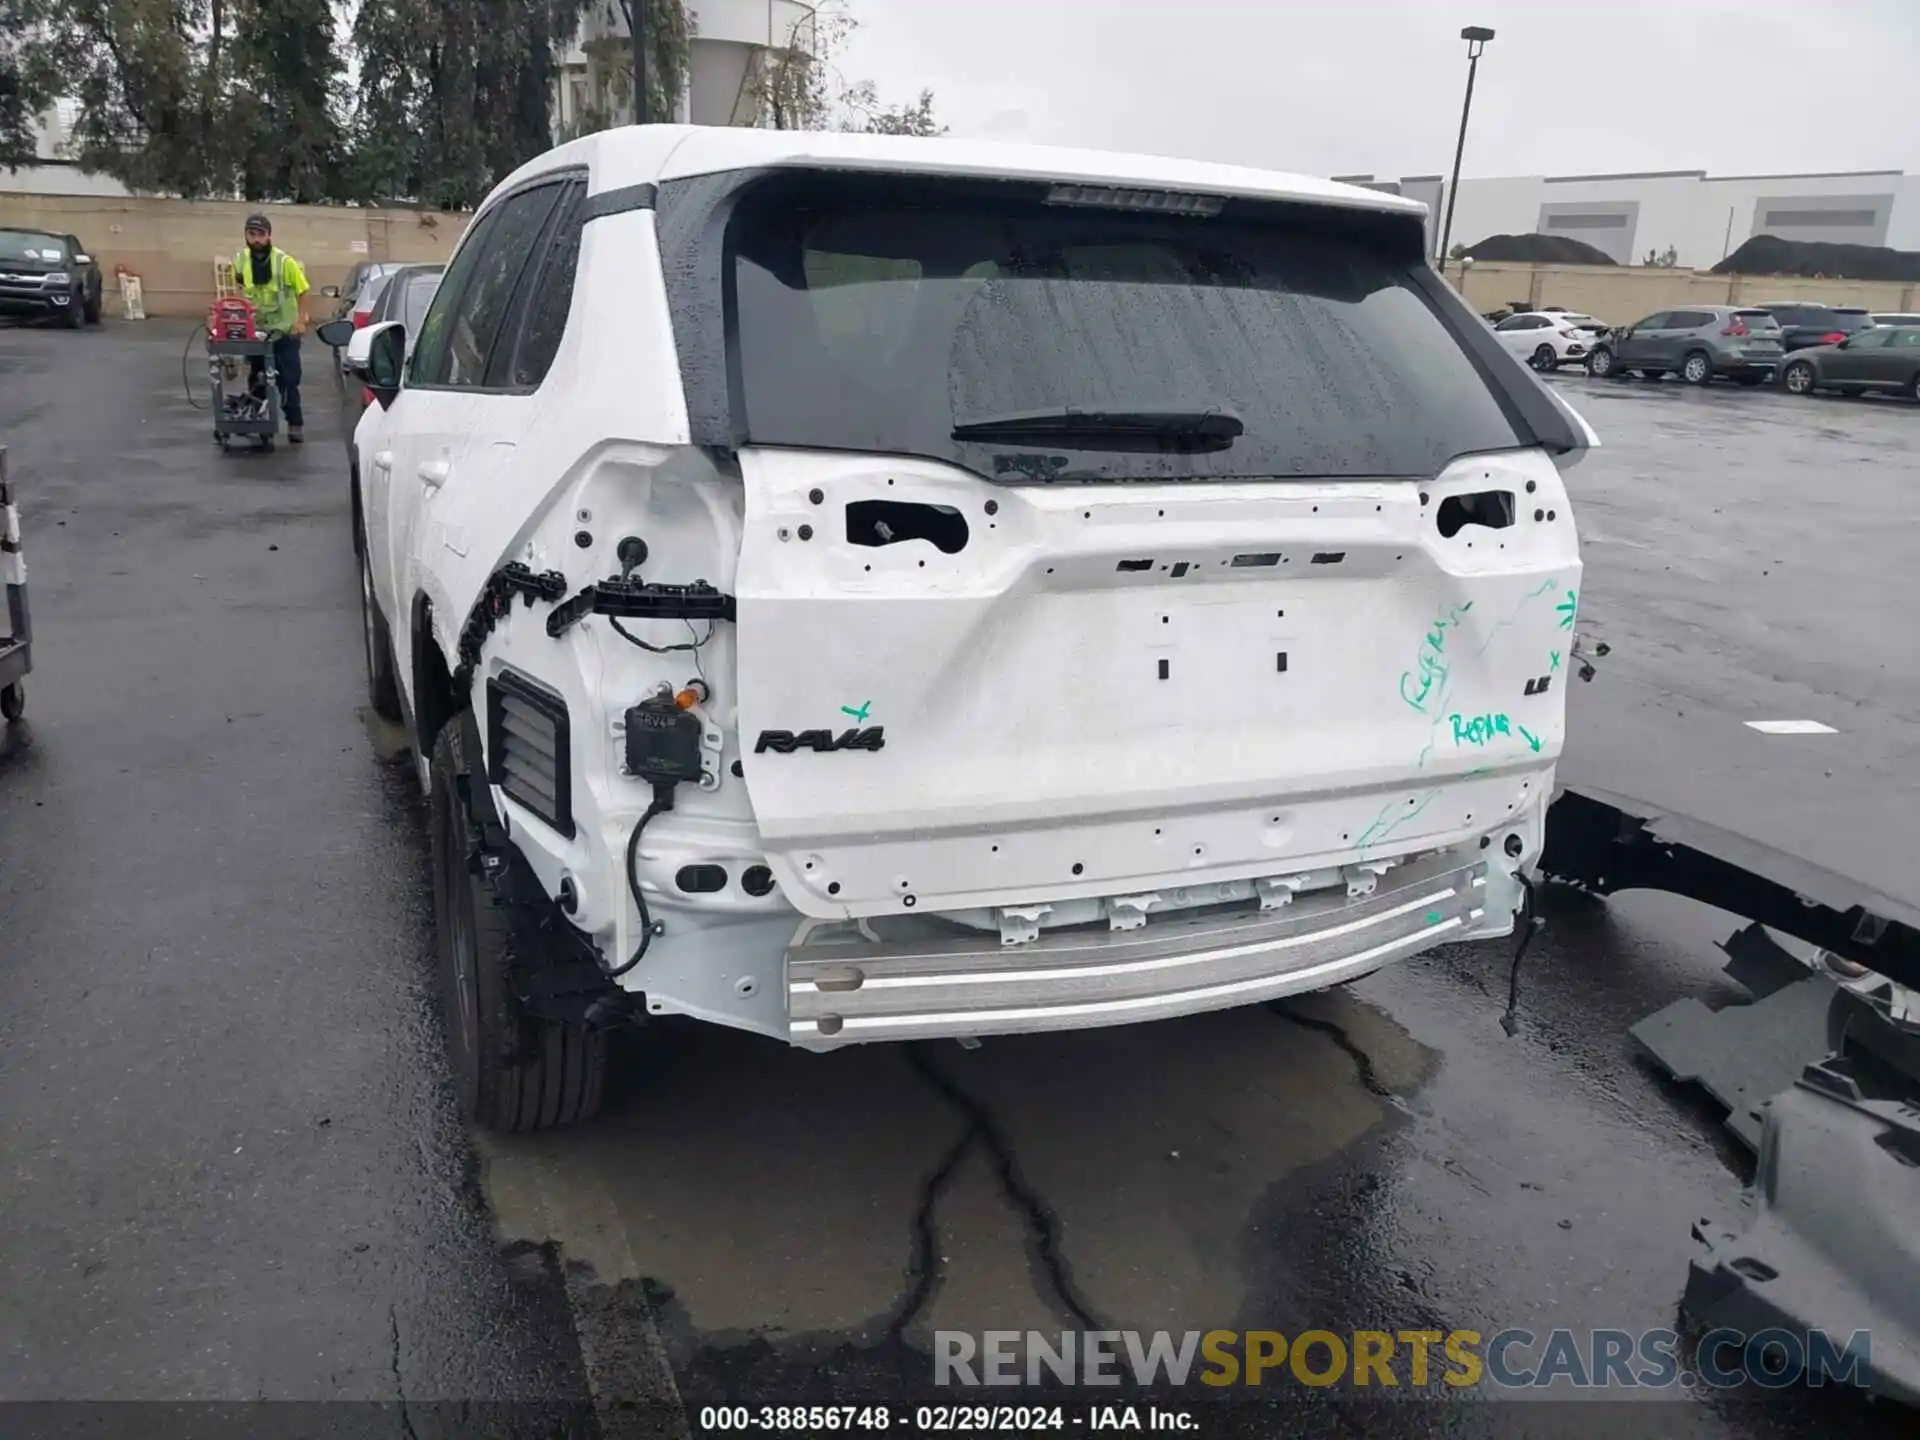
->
[[351, 310, 372, 328], [1721, 319, 1749, 337]]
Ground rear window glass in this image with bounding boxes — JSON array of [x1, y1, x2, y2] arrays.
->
[[1734, 309, 1779, 325], [1834, 310, 1874, 332], [726, 176, 1524, 483]]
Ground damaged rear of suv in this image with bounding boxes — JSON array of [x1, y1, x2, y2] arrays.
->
[[345, 126, 1591, 1129]]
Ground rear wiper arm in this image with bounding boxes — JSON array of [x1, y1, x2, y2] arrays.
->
[[951, 405, 1245, 449]]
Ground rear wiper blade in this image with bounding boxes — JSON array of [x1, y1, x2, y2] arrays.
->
[[951, 405, 1245, 449]]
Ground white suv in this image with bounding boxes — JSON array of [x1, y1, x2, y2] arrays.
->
[[342, 126, 1591, 1130]]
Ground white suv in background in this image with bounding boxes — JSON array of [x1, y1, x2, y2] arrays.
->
[[1492, 311, 1606, 371], [341, 126, 1591, 1130]]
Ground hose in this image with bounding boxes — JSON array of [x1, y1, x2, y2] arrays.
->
[[605, 783, 676, 979], [181, 324, 212, 409], [1500, 872, 1543, 1036]]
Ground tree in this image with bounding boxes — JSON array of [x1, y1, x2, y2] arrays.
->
[[1, 0, 60, 170], [230, 0, 342, 202], [746, 0, 943, 134], [347, 0, 591, 209]]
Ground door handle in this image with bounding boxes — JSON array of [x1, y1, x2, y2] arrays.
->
[[418, 459, 450, 488]]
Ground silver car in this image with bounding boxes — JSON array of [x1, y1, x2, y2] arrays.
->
[[1585, 306, 1785, 386]]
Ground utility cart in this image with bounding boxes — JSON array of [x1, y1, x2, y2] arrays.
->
[[0, 445, 30, 721], [205, 296, 281, 452]]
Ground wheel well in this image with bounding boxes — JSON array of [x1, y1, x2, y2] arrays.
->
[[349, 454, 363, 555], [411, 595, 455, 760]]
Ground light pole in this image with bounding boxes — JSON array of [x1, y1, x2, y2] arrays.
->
[[1437, 25, 1494, 269], [616, 0, 649, 124]]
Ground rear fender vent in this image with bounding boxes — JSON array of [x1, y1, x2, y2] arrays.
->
[[486, 669, 575, 839]]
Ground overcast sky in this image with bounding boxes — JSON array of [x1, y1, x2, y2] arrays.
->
[[836, 0, 1919, 180]]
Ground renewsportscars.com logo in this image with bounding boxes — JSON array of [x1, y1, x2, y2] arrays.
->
[[934, 1328, 1873, 1392]]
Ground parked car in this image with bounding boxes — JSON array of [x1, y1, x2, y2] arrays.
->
[[319, 263, 445, 449], [0, 228, 104, 328], [1490, 311, 1607, 371], [1869, 312, 1920, 328], [321, 261, 408, 370], [1777, 324, 1920, 401], [1753, 302, 1875, 354], [1584, 306, 1784, 385], [338, 126, 1590, 1130]]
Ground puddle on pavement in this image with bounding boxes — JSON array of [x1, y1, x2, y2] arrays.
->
[[478, 989, 1438, 1361]]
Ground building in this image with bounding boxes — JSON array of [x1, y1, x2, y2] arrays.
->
[[1331, 168, 1920, 269], [0, 101, 133, 198], [554, 0, 817, 137]]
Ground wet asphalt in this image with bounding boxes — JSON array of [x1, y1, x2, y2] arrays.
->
[[0, 322, 1914, 1437]]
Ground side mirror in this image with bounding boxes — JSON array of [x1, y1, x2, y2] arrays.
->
[[346, 321, 407, 408], [315, 318, 356, 349], [321, 285, 341, 299]]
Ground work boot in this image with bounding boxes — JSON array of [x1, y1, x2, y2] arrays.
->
[[287, 425, 304, 445]]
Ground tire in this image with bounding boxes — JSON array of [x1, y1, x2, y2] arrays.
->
[[1783, 361, 1817, 397], [361, 548, 403, 721], [1910, 372, 1920, 403], [83, 290, 101, 325], [429, 718, 608, 1132], [1585, 347, 1615, 378], [1681, 351, 1713, 386], [1, 681, 22, 721], [1530, 344, 1557, 372], [62, 292, 83, 329]]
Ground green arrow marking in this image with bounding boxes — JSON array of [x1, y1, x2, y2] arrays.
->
[[840, 700, 872, 723], [1517, 725, 1543, 753]]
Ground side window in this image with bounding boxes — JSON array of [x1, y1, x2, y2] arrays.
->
[[1632, 313, 1670, 330], [440, 185, 565, 388], [1667, 311, 1708, 329], [1847, 328, 1892, 349], [1894, 329, 1920, 350], [410, 207, 506, 386], [1494, 316, 1525, 332], [495, 181, 587, 390]]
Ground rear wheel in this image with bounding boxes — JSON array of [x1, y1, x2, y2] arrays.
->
[[1783, 361, 1817, 397], [430, 718, 608, 1131], [1585, 347, 1615, 378], [1681, 351, 1713, 386], [1530, 344, 1557, 372]]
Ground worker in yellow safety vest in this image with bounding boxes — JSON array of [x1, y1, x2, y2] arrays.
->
[[234, 213, 314, 443]]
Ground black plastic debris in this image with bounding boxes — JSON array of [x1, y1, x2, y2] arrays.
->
[[1631, 923, 1838, 1153], [1683, 993, 1920, 1407]]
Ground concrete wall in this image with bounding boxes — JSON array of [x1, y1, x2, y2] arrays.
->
[[0, 196, 473, 317], [1446, 261, 1920, 326]]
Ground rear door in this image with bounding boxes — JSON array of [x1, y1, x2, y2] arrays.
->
[[716, 172, 1583, 914], [386, 181, 565, 663]]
